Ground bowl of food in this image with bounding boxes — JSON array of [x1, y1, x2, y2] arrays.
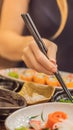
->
[[0, 75, 21, 92], [5, 102, 73, 130], [0, 88, 27, 121], [51, 90, 73, 103]]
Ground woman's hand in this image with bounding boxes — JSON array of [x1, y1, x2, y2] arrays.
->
[[22, 38, 58, 75]]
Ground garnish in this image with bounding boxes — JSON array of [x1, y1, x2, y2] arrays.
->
[[8, 71, 19, 78], [15, 126, 28, 130], [41, 111, 45, 122], [29, 115, 39, 120]]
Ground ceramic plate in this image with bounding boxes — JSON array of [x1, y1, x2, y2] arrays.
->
[[18, 82, 55, 105], [0, 68, 25, 83], [0, 68, 73, 89], [0, 88, 27, 121], [5, 103, 73, 130]]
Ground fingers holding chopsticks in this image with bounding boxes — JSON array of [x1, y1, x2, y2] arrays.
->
[[22, 39, 57, 75], [22, 46, 52, 75], [43, 39, 57, 64]]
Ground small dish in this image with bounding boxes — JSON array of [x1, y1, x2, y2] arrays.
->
[[0, 88, 27, 121], [18, 82, 55, 105], [51, 90, 73, 103]]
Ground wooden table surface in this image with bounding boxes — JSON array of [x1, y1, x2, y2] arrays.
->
[[0, 122, 6, 130]]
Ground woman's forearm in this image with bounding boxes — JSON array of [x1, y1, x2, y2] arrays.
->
[[0, 30, 33, 61]]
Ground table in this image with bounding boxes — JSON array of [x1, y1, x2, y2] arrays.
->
[[0, 122, 6, 130]]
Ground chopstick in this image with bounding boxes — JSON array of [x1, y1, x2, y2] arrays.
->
[[21, 13, 73, 102]]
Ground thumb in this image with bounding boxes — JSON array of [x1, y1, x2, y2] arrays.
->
[[47, 43, 57, 63]]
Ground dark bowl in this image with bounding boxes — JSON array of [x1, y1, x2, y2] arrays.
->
[[51, 89, 73, 103], [0, 88, 27, 121], [0, 75, 23, 92]]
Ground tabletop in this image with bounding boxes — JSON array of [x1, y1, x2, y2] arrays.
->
[[0, 122, 6, 130]]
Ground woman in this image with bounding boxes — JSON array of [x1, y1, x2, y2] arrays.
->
[[0, 0, 72, 74]]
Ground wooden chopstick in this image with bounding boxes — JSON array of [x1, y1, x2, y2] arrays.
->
[[21, 13, 73, 102]]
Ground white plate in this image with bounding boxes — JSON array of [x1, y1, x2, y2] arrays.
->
[[5, 102, 73, 130], [0, 68, 73, 89], [0, 68, 27, 83]]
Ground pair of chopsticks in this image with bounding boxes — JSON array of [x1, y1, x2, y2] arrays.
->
[[21, 13, 73, 102]]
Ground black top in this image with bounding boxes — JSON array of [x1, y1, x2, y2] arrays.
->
[[21, 0, 73, 73]]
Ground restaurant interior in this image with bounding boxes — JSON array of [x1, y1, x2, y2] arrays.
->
[[0, 0, 73, 130]]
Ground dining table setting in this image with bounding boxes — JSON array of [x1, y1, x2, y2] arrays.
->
[[0, 13, 73, 130], [0, 67, 73, 130]]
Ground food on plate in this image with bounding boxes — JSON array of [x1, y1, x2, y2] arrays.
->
[[58, 96, 73, 103], [45, 111, 67, 129], [15, 111, 73, 130], [19, 69, 36, 82], [45, 75, 60, 86], [33, 72, 46, 84], [6, 69, 73, 88], [8, 71, 19, 78], [15, 126, 28, 130], [59, 73, 73, 88], [18, 82, 55, 104]]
